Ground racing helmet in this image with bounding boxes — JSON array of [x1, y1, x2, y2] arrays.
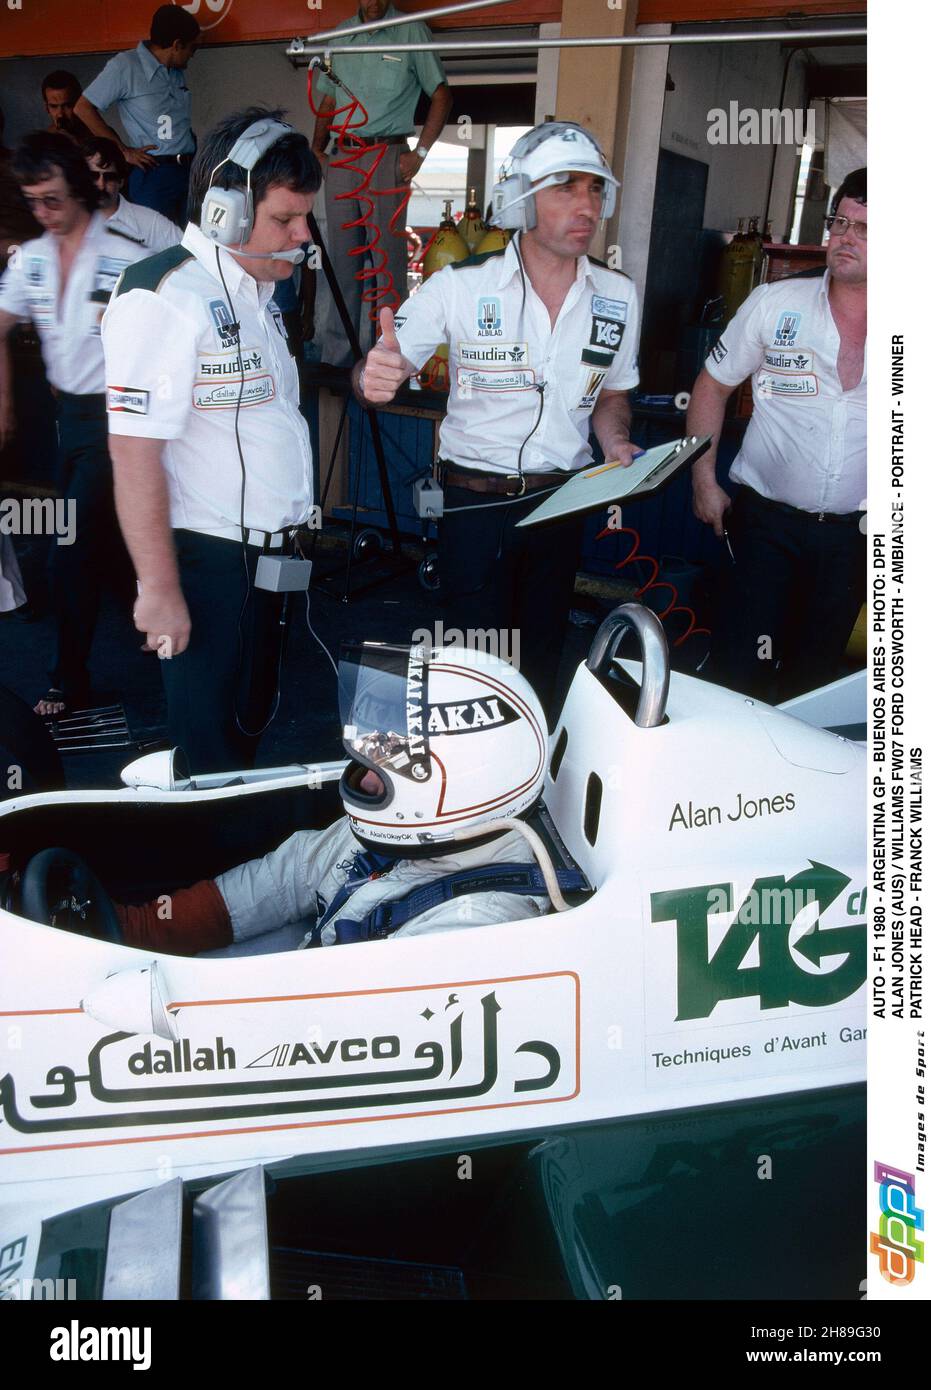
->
[[338, 641, 547, 853], [490, 121, 620, 232]]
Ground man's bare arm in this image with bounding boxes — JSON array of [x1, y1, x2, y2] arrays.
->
[[686, 368, 737, 537], [74, 96, 158, 169], [591, 389, 639, 466], [109, 434, 191, 654], [311, 94, 337, 173], [400, 83, 453, 183]]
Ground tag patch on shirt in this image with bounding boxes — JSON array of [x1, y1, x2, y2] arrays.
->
[[590, 316, 624, 351], [757, 371, 818, 397], [209, 298, 240, 348], [193, 376, 276, 409], [458, 341, 528, 366], [575, 367, 608, 411], [591, 294, 627, 323], [764, 348, 814, 372], [107, 386, 150, 415], [710, 339, 728, 364], [393, 315, 407, 332], [773, 311, 802, 347], [457, 367, 536, 392], [476, 297, 503, 337], [197, 349, 264, 376]]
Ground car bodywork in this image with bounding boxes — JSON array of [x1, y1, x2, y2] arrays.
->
[[0, 609, 867, 1299]]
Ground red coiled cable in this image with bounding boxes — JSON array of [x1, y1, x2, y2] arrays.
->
[[594, 522, 710, 648], [307, 68, 412, 321]]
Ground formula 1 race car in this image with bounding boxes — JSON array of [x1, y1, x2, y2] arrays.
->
[[0, 606, 867, 1301]]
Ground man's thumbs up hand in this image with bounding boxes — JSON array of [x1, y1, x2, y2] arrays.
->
[[359, 306, 411, 403], [377, 306, 399, 349]]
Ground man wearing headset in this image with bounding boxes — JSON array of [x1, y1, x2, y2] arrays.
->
[[101, 107, 319, 774], [354, 122, 641, 716]]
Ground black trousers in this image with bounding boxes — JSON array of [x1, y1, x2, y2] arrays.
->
[[160, 530, 288, 774], [50, 393, 131, 701], [712, 485, 866, 703], [439, 483, 583, 718]]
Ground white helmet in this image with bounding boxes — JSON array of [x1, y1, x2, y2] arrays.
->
[[490, 121, 620, 232], [338, 642, 547, 853]]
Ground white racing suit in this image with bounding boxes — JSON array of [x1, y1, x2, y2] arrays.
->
[[212, 819, 551, 955]]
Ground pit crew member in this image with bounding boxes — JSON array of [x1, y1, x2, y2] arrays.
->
[[688, 167, 867, 701], [355, 122, 641, 716]]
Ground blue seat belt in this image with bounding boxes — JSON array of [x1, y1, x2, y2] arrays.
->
[[306, 847, 397, 946], [331, 862, 588, 945]]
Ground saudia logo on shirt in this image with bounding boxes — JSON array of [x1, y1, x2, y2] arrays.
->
[[476, 297, 503, 338]]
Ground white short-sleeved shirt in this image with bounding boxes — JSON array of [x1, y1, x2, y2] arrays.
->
[[82, 41, 194, 156], [105, 194, 183, 254], [101, 224, 314, 539], [0, 211, 151, 394], [393, 236, 640, 475], [704, 270, 866, 514]]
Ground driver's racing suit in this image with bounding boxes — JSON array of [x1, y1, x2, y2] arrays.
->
[[116, 820, 551, 956]]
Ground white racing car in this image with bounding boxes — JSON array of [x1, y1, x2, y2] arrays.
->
[[0, 605, 866, 1301]]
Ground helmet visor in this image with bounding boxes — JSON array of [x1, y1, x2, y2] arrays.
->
[[338, 641, 432, 784]]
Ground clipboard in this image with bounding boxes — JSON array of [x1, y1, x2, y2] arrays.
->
[[516, 435, 712, 528]]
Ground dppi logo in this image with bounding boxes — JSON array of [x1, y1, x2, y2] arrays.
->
[[650, 862, 865, 1020], [870, 1162, 925, 1285], [177, 0, 233, 30]]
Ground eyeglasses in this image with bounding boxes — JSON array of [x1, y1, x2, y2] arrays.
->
[[825, 214, 867, 241], [23, 193, 66, 210]]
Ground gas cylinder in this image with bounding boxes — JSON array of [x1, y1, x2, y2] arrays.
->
[[474, 224, 511, 255], [422, 200, 469, 280], [459, 186, 486, 253], [717, 217, 756, 323]]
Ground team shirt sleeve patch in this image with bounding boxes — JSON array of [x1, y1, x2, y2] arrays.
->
[[107, 386, 150, 415]]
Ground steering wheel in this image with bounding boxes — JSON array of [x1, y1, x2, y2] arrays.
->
[[20, 848, 122, 944]]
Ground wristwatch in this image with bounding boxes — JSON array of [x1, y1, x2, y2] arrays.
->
[[415, 143, 429, 161]]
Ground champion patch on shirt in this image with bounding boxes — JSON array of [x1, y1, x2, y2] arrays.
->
[[107, 386, 150, 415]]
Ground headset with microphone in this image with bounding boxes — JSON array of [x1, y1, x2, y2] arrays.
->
[[490, 121, 619, 233], [200, 117, 307, 264]]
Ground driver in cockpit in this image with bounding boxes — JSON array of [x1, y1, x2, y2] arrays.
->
[[115, 643, 581, 956]]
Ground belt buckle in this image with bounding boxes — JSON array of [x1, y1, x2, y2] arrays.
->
[[505, 474, 526, 498]]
